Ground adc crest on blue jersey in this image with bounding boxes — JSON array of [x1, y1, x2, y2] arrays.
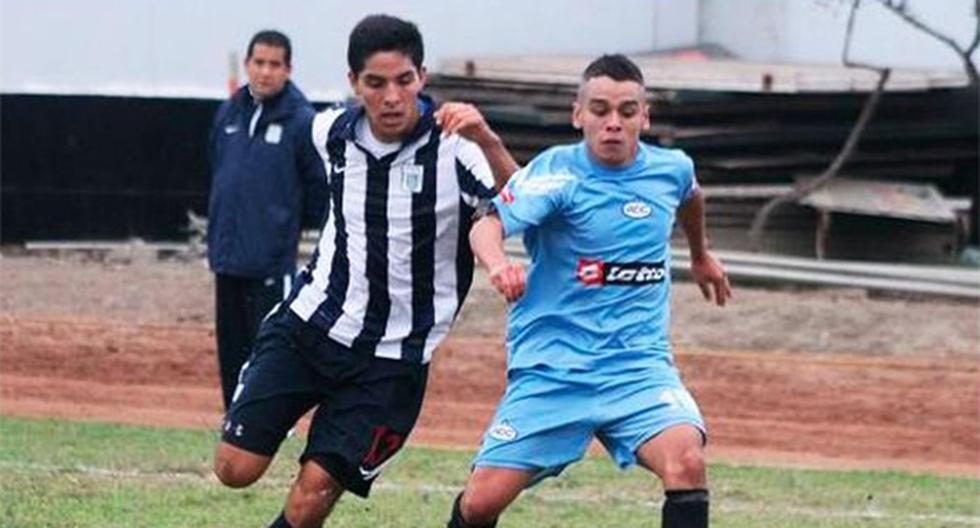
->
[[622, 200, 652, 219]]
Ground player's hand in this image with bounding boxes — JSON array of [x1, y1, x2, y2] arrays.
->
[[487, 261, 526, 302], [434, 102, 497, 147], [690, 252, 732, 307]]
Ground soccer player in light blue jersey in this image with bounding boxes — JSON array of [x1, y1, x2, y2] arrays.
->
[[446, 54, 732, 528]]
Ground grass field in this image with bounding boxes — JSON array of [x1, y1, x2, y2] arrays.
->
[[1, 417, 977, 527]]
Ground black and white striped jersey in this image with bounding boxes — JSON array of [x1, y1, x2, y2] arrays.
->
[[286, 97, 496, 364]]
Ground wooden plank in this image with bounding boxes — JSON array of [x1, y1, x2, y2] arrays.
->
[[700, 147, 977, 171], [438, 56, 970, 94]]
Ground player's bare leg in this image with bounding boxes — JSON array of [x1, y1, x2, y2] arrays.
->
[[266, 460, 345, 528], [213, 441, 273, 488], [447, 466, 533, 527], [636, 424, 709, 528]]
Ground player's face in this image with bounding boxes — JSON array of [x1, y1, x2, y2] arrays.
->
[[350, 51, 427, 143], [245, 44, 291, 101], [573, 77, 649, 168]]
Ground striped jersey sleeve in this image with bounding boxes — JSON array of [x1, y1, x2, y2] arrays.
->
[[454, 137, 496, 207]]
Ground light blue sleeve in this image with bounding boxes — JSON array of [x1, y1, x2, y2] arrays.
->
[[676, 151, 700, 204], [491, 160, 578, 238]]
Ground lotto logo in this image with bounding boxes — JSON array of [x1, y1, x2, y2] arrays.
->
[[576, 258, 666, 286], [577, 259, 605, 286]]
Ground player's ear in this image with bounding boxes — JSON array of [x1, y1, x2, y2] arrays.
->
[[572, 101, 583, 130], [417, 66, 428, 87], [640, 101, 651, 131], [347, 71, 360, 96]]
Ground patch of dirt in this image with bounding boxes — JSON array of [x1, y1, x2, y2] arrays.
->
[[1, 254, 978, 476]]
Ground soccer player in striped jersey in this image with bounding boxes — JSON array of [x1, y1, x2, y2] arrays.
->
[[211, 15, 518, 528], [446, 55, 731, 528]]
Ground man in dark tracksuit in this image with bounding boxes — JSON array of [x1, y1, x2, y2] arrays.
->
[[207, 30, 327, 410]]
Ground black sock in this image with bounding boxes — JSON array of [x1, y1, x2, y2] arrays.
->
[[662, 489, 709, 528], [447, 492, 497, 528], [267, 511, 292, 528]]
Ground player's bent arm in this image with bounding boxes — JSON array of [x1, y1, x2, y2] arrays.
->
[[677, 189, 733, 306], [677, 189, 709, 261], [469, 214, 508, 272], [436, 102, 519, 189], [469, 213, 526, 302], [478, 135, 519, 190]]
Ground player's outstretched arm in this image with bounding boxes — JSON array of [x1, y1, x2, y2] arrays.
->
[[677, 190, 732, 307], [469, 213, 526, 302], [435, 102, 519, 189]]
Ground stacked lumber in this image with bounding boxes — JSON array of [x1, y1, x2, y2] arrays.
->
[[427, 56, 978, 262]]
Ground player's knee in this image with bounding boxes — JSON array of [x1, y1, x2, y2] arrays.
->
[[661, 446, 706, 488], [284, 463, 344, 527], [213, 444, 268, 488], [213, 458, 262, 488], [460, 489, 505, 525]]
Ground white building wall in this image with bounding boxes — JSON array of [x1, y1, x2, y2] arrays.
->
[[1, 0, 700, 99], [700, 0, 978, 72]]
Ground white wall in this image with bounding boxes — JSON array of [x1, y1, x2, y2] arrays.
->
[[700, 0, 978, 72], [0, 0, 693, 100]]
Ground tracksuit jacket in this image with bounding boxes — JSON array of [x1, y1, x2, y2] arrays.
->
[[207, 81, 328, 278]]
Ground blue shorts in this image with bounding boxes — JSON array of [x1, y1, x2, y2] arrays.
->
[[473, 366, 705, 482]]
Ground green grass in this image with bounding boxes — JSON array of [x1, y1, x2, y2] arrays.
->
[[1, 417, 977, 527]]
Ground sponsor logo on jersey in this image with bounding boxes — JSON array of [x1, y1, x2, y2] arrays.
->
[[515, 173, 575, 195], [622, 200, 652, 219], [576, 259, 605, 286], [576, 259, 666, 286], [488, 420, 518, 441], [500, 187, 515, 204]]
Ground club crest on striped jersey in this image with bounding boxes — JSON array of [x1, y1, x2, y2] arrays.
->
[[622, 200, 652, 219], [400, 164, 425, 193]]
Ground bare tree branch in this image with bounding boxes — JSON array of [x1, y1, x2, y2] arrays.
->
[[748, 69, 892, 249], [750, 0, 891, 250], [877, 0, 979, 85], [842, 0, 887, 71], [878, 1, 966, 53], [967, 0, 980, 56]]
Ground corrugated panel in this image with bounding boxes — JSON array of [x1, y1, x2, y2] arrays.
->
[[801, 179, 957, 223]]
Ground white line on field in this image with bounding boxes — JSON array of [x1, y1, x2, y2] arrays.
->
[[2, 461, 977, 525]]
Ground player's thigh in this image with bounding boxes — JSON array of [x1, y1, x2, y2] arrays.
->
[[597, 383, 705, 469], [301, 354, 429, 499], [221, 311, 321, 458], [474, 371, 594, 479]]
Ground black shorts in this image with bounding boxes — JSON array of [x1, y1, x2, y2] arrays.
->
[[221, 308, 429, 497]]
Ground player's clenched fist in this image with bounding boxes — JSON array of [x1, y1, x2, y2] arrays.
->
[[434, 102, 496, 146], [488, 261, 526, 302]]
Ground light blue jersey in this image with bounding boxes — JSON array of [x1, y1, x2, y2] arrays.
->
[[475, 141, 704, 476], [494, 141, 697, 379]]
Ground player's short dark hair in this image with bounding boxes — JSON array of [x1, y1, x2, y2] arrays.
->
[[247, 30, 292, 66], [347, 14, 424, 75], [582, 54, 644, 84]]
